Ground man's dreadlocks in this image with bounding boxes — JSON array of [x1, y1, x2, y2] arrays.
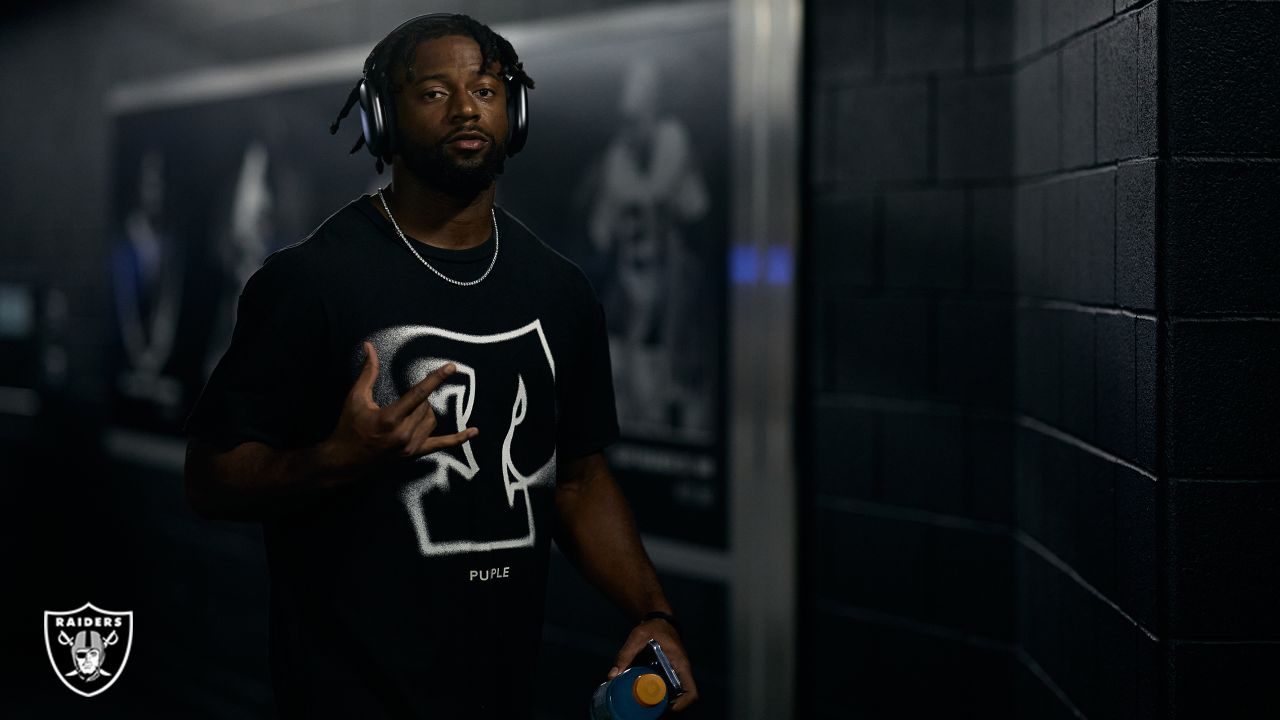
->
[[330, 13, 536, 173]]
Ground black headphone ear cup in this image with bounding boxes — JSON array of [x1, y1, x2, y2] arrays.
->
[[358, 78, 395, 162], [505, 78, 528, 157], [378, 90, 396, 162]]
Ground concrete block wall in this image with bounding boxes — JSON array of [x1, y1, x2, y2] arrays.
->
[[806, 0, 1279, 716], [1013, 1, 1280, 715], [1162, 1, 1280, 715], [1011, 1, 1162, 717], [803, 0, 1018, 716]]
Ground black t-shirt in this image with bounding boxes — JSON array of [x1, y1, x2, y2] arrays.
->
[[184, 196, 620, 719]]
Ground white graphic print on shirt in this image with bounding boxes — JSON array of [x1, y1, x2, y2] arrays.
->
[[365, 320, 558, 557]]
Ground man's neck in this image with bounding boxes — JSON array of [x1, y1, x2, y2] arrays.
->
[[379, 169, 496, 251]]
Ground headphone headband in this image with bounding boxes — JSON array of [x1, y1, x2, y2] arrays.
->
[[364, 13, 457, 78]]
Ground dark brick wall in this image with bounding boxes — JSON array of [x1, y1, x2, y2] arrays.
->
[[803, 0, 1017, 716], [1163, 2, 1280, 715], [805, 0, 1279, 717], [1011, 1, 1162, 717]]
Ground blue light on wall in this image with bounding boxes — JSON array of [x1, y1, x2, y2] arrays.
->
[[730, 245, 793, 286]]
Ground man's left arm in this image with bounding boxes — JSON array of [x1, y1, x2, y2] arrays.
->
[[554, 451, 700, 712]]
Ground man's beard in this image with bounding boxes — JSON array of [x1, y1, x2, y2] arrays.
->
[[396, 131, 507, 198]]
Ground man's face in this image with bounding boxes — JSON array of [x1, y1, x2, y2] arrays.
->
[[75, 648, 101, 675], [392, 35, 509, 196]]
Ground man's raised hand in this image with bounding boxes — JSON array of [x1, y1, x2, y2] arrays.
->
[[325, 341, 477, 470]]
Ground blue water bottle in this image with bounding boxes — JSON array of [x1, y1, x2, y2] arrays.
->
[[589, 667, 669, 720]]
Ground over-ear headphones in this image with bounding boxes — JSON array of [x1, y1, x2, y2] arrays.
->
[[356, 13, 529, 165]]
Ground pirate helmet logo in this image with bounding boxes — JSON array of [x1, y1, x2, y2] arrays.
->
[[44, 602, 133, 697]]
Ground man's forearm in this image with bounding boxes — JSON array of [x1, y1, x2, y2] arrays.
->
[[555, 462, 673, 622], [185, 439, 359, 522]]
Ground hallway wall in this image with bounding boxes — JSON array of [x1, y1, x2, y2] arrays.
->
[[803, 0, 1017, 716], [1011, 1, 1161, 717], [1159, 2, 1280, 715], [803, 0, 1280, 716]]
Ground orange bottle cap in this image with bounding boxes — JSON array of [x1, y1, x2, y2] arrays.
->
[[632, 673, 668, 707]]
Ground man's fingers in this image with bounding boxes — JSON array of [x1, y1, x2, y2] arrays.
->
[[671, 684, 699, 712], [351, 342, 379, 402], [661, 649, 695, 706], [387, 363, 456, 421], [667, 651, 698, 711], [399, 393, 441, 453], [608, 634, 649, 679], [606, 629, 698, 711], [419, 427, 478, 455]]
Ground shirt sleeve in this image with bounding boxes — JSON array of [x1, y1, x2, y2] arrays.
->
[[183, 254, 328, 450], [555, 295, 621, 460]]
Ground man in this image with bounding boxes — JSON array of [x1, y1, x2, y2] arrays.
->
[[183, 13, 698, 719]]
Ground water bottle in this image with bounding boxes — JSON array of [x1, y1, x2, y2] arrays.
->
[[589, 667, 669, 720]]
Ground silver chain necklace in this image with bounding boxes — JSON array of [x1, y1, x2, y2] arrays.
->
[[377, 188, 499, 287]]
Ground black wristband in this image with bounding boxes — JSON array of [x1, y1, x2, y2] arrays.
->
[[638, 611, 681, 635]]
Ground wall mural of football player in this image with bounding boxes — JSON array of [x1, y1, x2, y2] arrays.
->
[[583, 59, 713, 442], [112, 148, 184, 412], [203, 140, 278, 379]]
